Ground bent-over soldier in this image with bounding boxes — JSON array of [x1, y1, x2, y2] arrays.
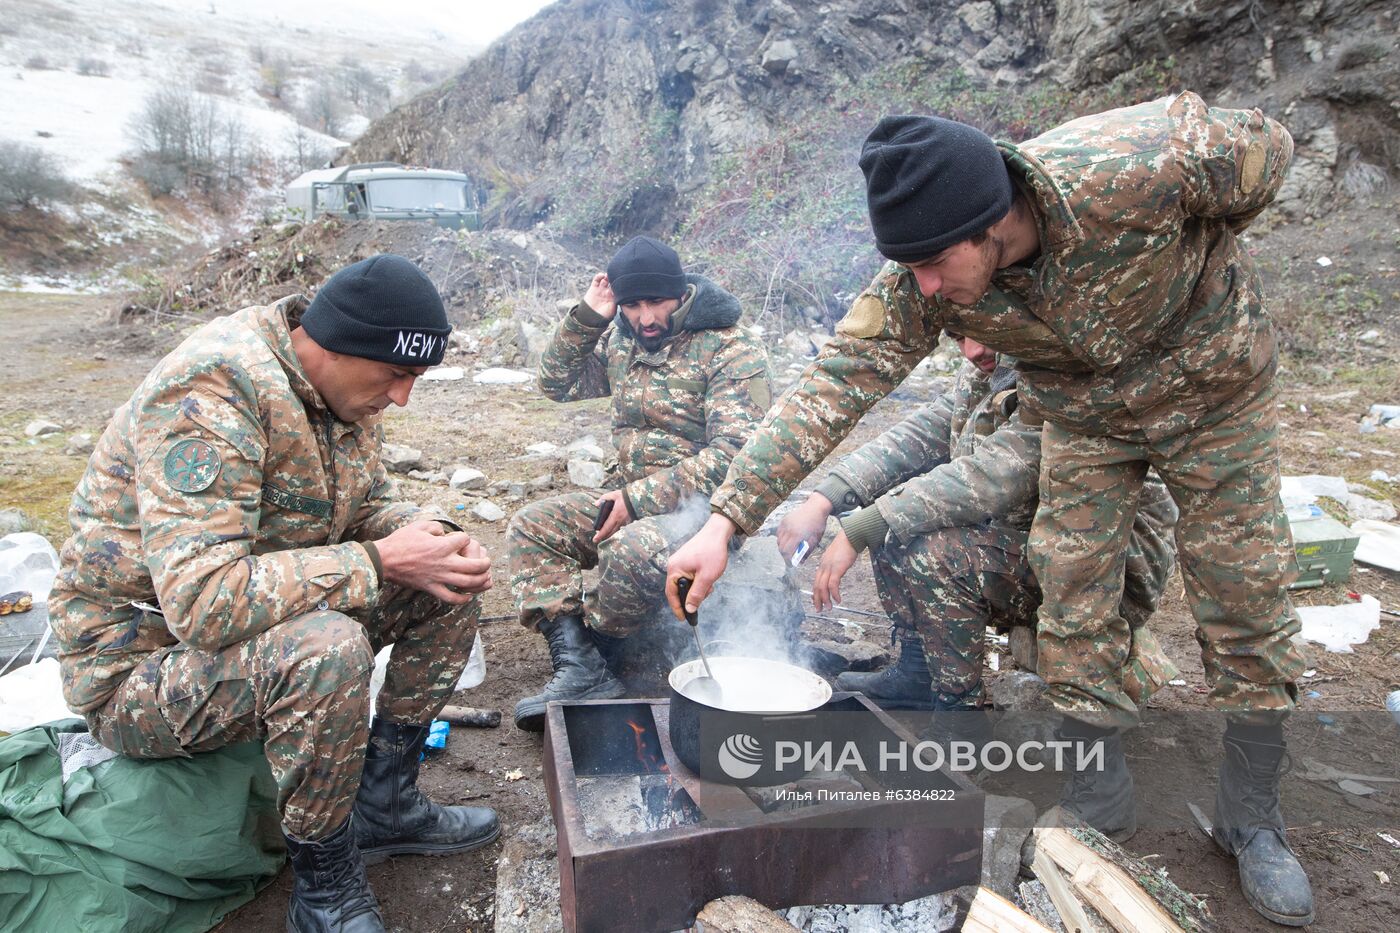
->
[[508, 236, 771, 731], [668, 94, 1313, 924], [52, 255, 497, 933], [780, 338, 1178, 727]]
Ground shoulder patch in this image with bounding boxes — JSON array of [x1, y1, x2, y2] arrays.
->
[[1240, 140, 1266, 194], [164, 438, 222, 493], [837, 294, 887, 339]]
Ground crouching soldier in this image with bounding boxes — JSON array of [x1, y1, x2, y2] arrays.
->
[[51, 255, 499, 933], [779, 336, 1179, 747], [509, 236, 771, 731]]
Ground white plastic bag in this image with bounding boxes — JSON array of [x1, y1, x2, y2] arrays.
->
[[368, 631, 485, 716]]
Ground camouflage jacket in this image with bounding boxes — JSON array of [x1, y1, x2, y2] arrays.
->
[[712, 92, 1293, 533], [538, 273, 772, 518], [814, 362, 1039, 551], [51, 297, 447, 713]]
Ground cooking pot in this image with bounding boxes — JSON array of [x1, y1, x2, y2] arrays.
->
[[668, 655, 832, 786]]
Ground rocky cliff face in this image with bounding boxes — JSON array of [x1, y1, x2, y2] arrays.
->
[[350, 0, 1397, 231]]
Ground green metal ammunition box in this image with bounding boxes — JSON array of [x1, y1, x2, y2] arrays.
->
[[1288, 514, 1360, 589]]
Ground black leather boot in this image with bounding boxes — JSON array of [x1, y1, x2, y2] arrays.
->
[[352, 717, 500, 865], [513, 613, 625, 731], [835, 630, 935, 710], [284, 817, 384, 933], [1212, 720, 1315, 926], [1056, 717, 1137, 842]]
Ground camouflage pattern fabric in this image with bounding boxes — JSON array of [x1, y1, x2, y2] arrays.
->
[[508, 491, 707, 636], [819, 361, 1178, 705], [537, 273, 771, 517], [1031, 384, 1304, 726], [50, 296, 470, 836], [705, 93, 1295, 719], [86, 588, 478, 839]]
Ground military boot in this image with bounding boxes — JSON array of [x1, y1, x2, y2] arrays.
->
[[835, 631, 934, 710], [353, 717, 500, 864], [1056, 717, 1137, 842], [919, 696, 993, 765], [1212, 720, 1315, 926], [513, 613, 625, 731], [284, 817, 384, 933]]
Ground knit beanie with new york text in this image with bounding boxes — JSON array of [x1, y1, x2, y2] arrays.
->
[[302, 254, 451, 366]]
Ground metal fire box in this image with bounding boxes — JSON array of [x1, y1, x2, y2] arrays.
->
[[542, 695, 983, 933], [1288, 514, 1360, 589]]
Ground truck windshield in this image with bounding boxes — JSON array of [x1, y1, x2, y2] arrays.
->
[[365, 178, 468, 212]]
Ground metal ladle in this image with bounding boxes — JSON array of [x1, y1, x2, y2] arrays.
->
[[675, 578, 723, 707]]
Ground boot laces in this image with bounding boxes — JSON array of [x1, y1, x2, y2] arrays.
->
[[316, 831, 380, 921]]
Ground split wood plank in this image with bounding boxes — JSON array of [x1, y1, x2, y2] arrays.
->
[[963, 886, 1054, 933], [1037, 826, 1185, 933], [1032, 847, 1094, 933]]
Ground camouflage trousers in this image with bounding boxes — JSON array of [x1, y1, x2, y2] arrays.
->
[[507, 491, 706, 636], [86, 587, 479, 839], [872, 478, 1179, 708], [1030, 384, 1305, 727], [871, 524, 1040, 708]]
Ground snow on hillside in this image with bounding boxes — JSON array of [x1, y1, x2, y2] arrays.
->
[[0, 0, 488, 186]]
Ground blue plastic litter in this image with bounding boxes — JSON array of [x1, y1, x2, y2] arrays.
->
[[1317, 714, 1337, 726], [419, 720, 450, 760], [1304, 690, 1322, 699]]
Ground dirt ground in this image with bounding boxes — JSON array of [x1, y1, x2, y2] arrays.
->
[[2, 290, 1398, 932]]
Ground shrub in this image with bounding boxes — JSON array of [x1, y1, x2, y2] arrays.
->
[[0, 140, 70, 208], [76, 57, 111, 77], [23, 55, 54, 70]]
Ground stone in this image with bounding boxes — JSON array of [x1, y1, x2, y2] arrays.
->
[[64, 433, 95, 456], [470, 500, 507, 522], [988, 669, 1053, 712], [0, 508, 34, 535], [508, 482, 527, 497], [760, 38, 799, 74], [525, 441, 560, 457], [567, 458, 608, 489], [697, 896, 799, 932], [406, 469, 446, 483], [1359, 329, 1382, 344], [565, 437, 608, 462], [450, 467, 489, 491], [528, 473, 554, 491], [980, 795, 1036, 898], [956, 1, 998, 34], [381, 443, 423, 473], [24, 419, 62, 438]]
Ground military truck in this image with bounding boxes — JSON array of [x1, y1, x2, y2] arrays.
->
[[285, 162, 482, 229]]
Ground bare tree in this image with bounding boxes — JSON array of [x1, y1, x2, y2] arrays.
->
[[127, 86, 250, 198]]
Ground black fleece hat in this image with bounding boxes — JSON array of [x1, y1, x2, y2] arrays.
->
[[859, 115, 1013, 263], [606, 236, 687, 306], [303, 254, 451, 366]]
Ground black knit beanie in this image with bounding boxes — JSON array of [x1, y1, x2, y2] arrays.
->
[[859, 115, 1013, 263], [302, 254, 451, 366], [606, 236, 686, 306]]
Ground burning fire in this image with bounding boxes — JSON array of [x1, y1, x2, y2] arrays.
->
[[626, 719, 671, 775]]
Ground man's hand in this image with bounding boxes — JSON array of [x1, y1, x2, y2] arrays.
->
[[374, 520, 493, 605], [665, 514, 738, 620], [592, 489, 632, 543], [810, 529, 858, 611], [777, 493, 833, 561], [583, 272, 617, 321]]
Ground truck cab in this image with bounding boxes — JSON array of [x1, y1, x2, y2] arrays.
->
[[285, 162, 482, 229]]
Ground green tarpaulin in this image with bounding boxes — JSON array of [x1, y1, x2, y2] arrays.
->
[[0, 720, 283, 932]]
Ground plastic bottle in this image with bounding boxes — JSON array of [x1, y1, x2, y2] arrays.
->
[[1386, 689, 1400, 728]]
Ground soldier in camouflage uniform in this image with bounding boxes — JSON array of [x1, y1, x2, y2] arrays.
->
[[51, 255, 499, 933], [668, 95, 1313, 923], [778, 338, 1178, 719], [509, 236, 771, 731]]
